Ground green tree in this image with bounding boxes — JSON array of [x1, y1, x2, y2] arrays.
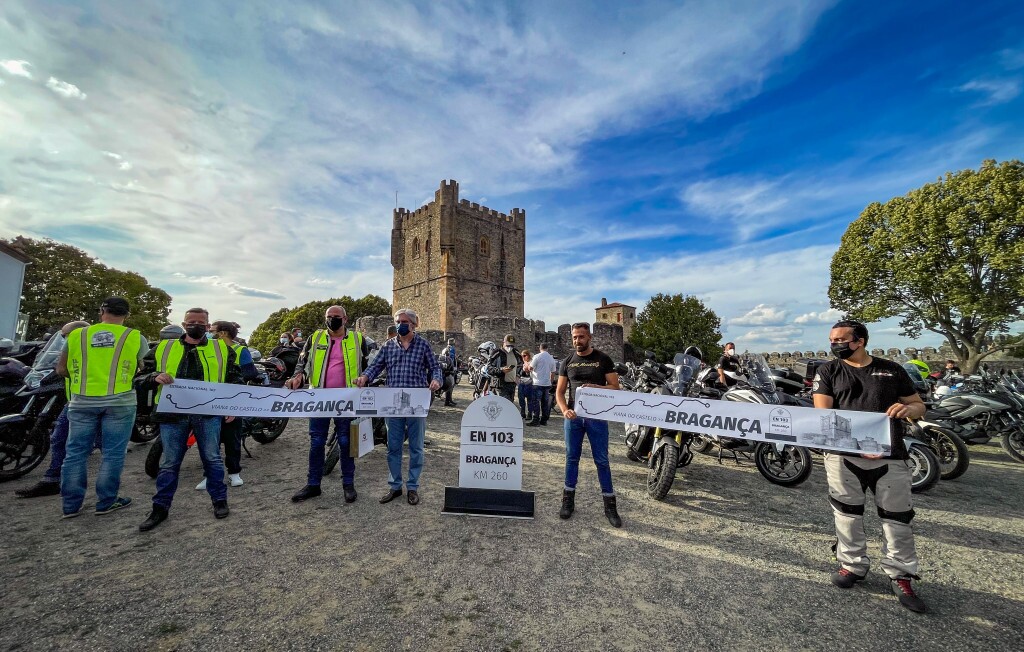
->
[[829, 159, 1024, 373], [248, 295, 391, 354], [4, 236, 171, 340], [628, 293, 723, 363]]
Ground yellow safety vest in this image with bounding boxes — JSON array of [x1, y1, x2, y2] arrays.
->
[[153, 337, 230, 403], [230, 342, 246, 365], [308, 329, 363, 388], [66, 324, 143, 396]]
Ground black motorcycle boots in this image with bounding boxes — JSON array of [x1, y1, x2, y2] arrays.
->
[[603, 496, 623, 528], [139, 505, 168, 532], [559, 489, 575, 519]]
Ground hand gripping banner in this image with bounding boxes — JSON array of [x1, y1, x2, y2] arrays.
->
[[573, 387, 892, 455], [156, 380, 432, 418]]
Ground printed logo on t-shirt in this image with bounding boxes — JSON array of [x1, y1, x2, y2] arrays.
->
[[871, 371, 895, 377]]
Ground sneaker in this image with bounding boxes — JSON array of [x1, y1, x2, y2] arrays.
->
[[831, 568, 866, 589], [95, 497, 132, 515], [195, 478, 207, 491], [15, 481, 61, 498], [228, 473, 243, 487], [891, 576, 928, 613]]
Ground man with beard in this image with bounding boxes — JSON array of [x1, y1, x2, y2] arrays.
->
[[813, 319, 928, 613], [554, 322, 622, 528]]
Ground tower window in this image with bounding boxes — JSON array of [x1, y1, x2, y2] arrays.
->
[[425, 239, 431, 253], [480, 237, 490, 256], [412, 237, 421, 258]]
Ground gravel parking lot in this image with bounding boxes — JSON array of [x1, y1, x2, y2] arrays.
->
[[2, 384, 1023, 651]]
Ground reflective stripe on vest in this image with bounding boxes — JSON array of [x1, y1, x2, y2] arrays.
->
[[231, 343, 246, 366], [308, 329, 362, 388], [153, 338, 228, 403], [66, 324, 142, 396]]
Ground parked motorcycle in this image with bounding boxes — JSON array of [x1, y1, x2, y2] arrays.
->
[[471, 342, 503, 400], [0, 332, 67, 482], [434, 355, 457, 402]]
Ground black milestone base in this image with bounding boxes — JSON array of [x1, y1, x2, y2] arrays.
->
[[441, 487, 535, 519]]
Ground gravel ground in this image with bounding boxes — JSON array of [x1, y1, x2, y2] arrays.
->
[[2, 383, 1023, 651]]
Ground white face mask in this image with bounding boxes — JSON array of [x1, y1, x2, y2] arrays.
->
[[279, 337, 289, 344], [726, 349, 735, 356]]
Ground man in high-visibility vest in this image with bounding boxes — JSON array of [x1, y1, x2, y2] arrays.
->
[[56, 298, 148, 518], [137, 307, 241, 532], [286, 305, 371, 504]]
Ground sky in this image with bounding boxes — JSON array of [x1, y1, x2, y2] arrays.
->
[[1, 0, 1022, 352]]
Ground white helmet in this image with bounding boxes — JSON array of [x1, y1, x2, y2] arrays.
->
[[933, 385, 952, 398]]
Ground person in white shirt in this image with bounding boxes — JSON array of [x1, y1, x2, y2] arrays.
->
[[527, 343, 556, 426]]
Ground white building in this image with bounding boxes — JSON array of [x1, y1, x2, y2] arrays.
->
[[0, 242, 30, 341]]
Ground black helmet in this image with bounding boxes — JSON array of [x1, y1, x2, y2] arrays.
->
[[159, 324, 184, 340], [683, 345, 703, 362], [263, 357, 287, 381]]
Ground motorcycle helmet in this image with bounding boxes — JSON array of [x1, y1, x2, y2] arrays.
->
[[159, 324, 185, 340], [0, 338, 13, 356], [478, 341, 497, 355], [933, 385, 952, 398], [262, 357, 287, 381]]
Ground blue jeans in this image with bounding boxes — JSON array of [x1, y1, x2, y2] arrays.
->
[[530, 386, 552, 422], [564, 417, 614, 495], [61, 404, 136, 513], [518, 383, 534, 415], [153, 415, 226, 509], [43, 406, 71, 483], [308, 417, 354, 486], [385, 417, 425, 491]]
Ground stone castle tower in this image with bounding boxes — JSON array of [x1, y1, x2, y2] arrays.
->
[[391, 180, 525, 331]]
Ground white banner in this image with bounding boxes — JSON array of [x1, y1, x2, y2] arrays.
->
[[458, 396, 524, 490], [574, 387, 892, 455], [155, 380, 432, 418]]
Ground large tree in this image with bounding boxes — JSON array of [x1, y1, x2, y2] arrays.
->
[[829, 159, 1024, 373], [628, 293, 723, 363], [4, 236, 172, 340], [248, 295, 391, 354]]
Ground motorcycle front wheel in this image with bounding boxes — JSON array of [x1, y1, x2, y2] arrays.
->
[[249, 417, 287, 444], [324, 432, 340, 475], [0, 422, 50, 483], [130, 421, 159, 443], [754, 443, 812, 487], [646, 443, 678, 500], [1000, 428, 1024, 463], [145, 439, 163, 478], [907, 442, 940, 493], [921, 425, 970, 479]]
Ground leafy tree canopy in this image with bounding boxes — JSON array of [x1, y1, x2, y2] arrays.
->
[[829, 159, 1024, 373], [3, 236, 171, 340], [628, 293, 723, 363], [248, 295, 391, 354]]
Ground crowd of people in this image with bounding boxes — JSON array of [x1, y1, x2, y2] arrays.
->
[[11, 297, 928, 612]]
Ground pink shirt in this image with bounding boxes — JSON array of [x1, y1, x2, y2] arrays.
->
[[323, 336, 348, 388]]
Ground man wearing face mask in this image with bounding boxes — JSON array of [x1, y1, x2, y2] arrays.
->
[[812, 319, 928, 613], [137, 307, 241, 532], [355, 308, 441, 506], [271, 332, 302, 378], [286, 305, 370, 504], [717, 342, 739, 387], [496, 334, 523, 403]]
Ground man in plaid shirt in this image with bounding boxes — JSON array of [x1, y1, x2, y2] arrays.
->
[[357, 308, 441, 506]]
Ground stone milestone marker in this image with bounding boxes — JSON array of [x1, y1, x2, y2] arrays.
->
[[441, 395, 535, 519]]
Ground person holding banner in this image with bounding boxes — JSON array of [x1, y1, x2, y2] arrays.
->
[[286, 305, 370, 504], [555, 322, 622, 528], [137, 307, 241, 532], [813, 319, 928, 613], [57, 299, 147, 518], [356, 308, 441, 506]]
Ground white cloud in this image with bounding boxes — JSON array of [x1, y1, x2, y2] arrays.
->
[[305, 278, 336, 288], [794, 308, 844, 324], [45, 76, 87, 99], [733, 326, 806, 350], [956, 78, 1022, 106], [0, 59, 32, 78], [173, 274, 287, 300], [729, 303, 789, 326], [101, 151, 132, 170]]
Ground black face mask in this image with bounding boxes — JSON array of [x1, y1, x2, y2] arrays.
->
[[185, 325, 208, 340], [326, 316, 345, 331], [831, 342, 857, 359]]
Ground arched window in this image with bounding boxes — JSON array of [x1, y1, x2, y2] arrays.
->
[[412, 237, 420, 258], [480, 237, 490, 256]]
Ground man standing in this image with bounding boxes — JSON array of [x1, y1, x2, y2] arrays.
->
[[356, 308, 441, 506], [57, 299, 147, 517], [287, 305, 370, 504], [137, 307, 240, 532], [812, 319, 928, 613], [527, 343, 556, 426], [555, 322, 622, 528], [496, 334, 522, 403], [197, 320, 259, 490], [15, 320, 89, 499], [717, 342, 739, 387]]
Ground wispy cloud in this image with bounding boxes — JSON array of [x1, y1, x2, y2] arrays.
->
[[45, 76, 86, 100], [794, 308, 844, 324], [0, 59, 32, 78], [956, 78, 1022, 106], [172, 273, 286, 300], [730, 304, 790, 326]]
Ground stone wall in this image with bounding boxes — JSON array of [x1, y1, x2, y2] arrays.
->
[[391, 179, 526, 332]]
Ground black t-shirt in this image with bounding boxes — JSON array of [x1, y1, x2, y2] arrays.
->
[[812, 357, 915, 458], [560, 349, 615, 408]]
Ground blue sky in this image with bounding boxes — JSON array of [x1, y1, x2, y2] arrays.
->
[[1, 1, 1022, 352]]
